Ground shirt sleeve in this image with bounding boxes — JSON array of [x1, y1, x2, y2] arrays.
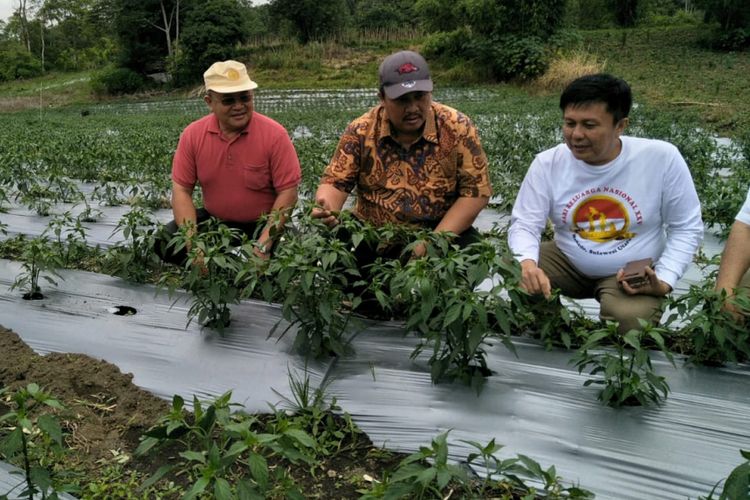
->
[[508, 156, 551, 263], [456, 116, 492, 198], [171, 129, 197, 188], [320, 122, 361, 194], [654, 149, 704, 288], [735, 187, 750, 226], [269, 132, 302, 192]]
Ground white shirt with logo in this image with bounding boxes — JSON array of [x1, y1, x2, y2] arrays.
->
[[735, 187, 750, 226], [508, 136, 704, 288]]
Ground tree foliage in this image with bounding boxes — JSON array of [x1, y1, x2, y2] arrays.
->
[[270, 0, 351, 43], [416, 0, 566, 81], [171, 0, 249, 85], [697, 0, 750, 50]]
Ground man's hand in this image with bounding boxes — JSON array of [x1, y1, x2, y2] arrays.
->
[[311, 197, 340, 228], [411, 240, 427, 259], [617, 266, 671, 296], [191, 249, 208, 276], [253, 242, 271, 261], [520, 259, 552, 298]]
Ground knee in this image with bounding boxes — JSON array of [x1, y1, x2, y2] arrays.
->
[[599, 295, 662, 333]]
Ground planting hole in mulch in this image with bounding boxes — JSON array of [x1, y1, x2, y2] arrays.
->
[[22, 291, 45, 300], [108, 305, 137, 316]]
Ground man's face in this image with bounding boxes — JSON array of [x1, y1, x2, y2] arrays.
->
[[205, 90, 253, 133], [381, 91, 431, 138], [562, 102, 627, 166]]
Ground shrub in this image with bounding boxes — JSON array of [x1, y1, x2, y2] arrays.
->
[[90, 66, 145, 96], [0, 43, 44, 82]]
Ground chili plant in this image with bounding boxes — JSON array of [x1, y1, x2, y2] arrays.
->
[[666, 280, 750, 366], [104, 206, 160, 283], [47, 211, 90, 267], [259, 208, 365, 358], [0, 384, 79, 499], [162, 219, 249, 333], [9, 235, 64, 300], [572, 320, 675, 407], [374, 231, 521, 390]]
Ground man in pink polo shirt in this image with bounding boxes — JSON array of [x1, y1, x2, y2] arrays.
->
[[157, 60, 301, 265]]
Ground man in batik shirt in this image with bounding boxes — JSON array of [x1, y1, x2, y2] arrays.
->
[[313, 50, 492, 260]]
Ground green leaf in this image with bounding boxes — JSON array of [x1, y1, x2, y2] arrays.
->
[[30, 466, 53, 492], [179, 450, 206, 464], [284, 428, 317, 449], [0, 427, 23, 456], [721, 462, 750, 500], [138, 464, 174, 492], [237, 479, 263, 500], [183, 477, 210, 500], [416, 467, 436, 487], [248, 452, 269, 489], [37, 414, 63, 446], [213, 478, 232, 500]]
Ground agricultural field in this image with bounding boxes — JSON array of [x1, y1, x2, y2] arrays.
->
[[1, 83, 750, 499]]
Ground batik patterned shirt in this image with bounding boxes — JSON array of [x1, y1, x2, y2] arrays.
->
[[321, 102, 492, 227]]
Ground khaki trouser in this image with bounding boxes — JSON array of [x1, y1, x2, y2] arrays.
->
[[538, 241, 664, 333]]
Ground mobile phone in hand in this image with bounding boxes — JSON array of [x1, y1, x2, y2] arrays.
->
[[620, 258, 654, 288]]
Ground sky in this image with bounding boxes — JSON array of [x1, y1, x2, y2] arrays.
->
[[0, 0, 271, 23], [0, 0, 14, 23]]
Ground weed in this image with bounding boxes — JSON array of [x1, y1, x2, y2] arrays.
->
[[136, 390, 313, 499], [360, 431, 594, 499], [0, 384, 80, 499]]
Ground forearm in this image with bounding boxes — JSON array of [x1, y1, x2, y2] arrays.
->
[[716, 220, 750, 293], [257, 187, 298, 246], [314, 183, 349, 212], [171, 186, 197, 229], [434, 196, 488, 235]]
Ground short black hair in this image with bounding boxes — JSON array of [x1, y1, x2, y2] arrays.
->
[[559, 73, 632, 124]]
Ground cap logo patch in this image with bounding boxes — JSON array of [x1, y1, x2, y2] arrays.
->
[[397, 63, 418, 75], [401, 81, 416, 88], [226, 69, 240, 81]]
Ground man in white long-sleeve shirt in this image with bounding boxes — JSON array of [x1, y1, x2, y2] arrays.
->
[[715, 187, 750, 320], [508, 74, 703, 333]]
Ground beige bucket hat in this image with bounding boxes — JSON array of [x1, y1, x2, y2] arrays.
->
[[203, 60, 258, 93]]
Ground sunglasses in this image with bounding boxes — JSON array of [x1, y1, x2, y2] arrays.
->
[[213, 93, 252, 106]]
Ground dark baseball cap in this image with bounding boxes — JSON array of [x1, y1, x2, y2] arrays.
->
[[378, 50, 433, 99]]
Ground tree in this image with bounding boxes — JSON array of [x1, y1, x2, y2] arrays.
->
[[416, 0, 566, 81], [352, 0, 417, 31], [170, 0, 249, 86], [697, 0, 750, 49], [114, 0, 178, 73], [270, 0, 351, 43]]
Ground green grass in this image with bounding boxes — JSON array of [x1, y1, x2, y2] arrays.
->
[[580, 26, 750, 134]]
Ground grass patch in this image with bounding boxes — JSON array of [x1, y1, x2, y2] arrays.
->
[[580, 26, 750, 134]]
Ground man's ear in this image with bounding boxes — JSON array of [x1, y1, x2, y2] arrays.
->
[[617, 116, 629, 134]]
